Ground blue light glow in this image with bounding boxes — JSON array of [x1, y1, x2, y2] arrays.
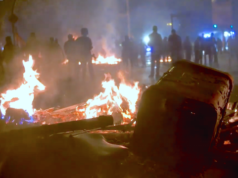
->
[[146, 47, 151, 52], [224, 31, 231, 38], [204, 33, 211, 38]]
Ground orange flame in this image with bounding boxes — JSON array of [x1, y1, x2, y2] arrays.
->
[[93, 55, 121, 65], [76, 73, 140, 123], [0, 55, 45, 116]]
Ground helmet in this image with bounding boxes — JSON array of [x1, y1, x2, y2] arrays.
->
[[153, 26, 157, 32], [81, 28, 88, 36]]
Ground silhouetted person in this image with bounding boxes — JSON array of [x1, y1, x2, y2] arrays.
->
[[76, 28, 94, 81], [25, 32, 40, 60], [121, 35, 132, 69], [148, 25, 163, 79], [194, 37, 202, 64], [203, 35, 213, 67], [2, 36, 15, 83], [183, 36, 192, 61], [162, 37, 169, 60], [64, 34, 78, 81], [168, 29, 182, 63], [46, 37, 57, 63], [64, 34, 76, 61], [211, 33, 218, 67]]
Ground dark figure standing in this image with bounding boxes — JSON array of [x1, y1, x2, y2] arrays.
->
[[168, 29, 182, 63], [211, 33, 219, 68], [203, 35, 213, 67], [25, 32, 40, 60], [121, 35, 132, 69], [148, 26, 163, 79], [64, 34, 77, 79], [76, 28, 94, 81], [194, 37, 203, 64], [183, 36, 192, 61], [64, 34, 76, 62]]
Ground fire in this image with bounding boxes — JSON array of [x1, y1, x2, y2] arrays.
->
[[0, 55, 139, 125], [93, 55, 121, 65], [76, 73, 140, 123], [0, 55, 45, 117]]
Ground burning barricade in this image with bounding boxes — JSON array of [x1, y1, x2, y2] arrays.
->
[[0, 55, 140, 127], [0, 60, 238, 177]]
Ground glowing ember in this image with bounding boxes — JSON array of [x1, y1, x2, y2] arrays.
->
[[0, 55, 45, 116], [224, 140, 231, 145], [73, 35, 78, 40], [62, 59, 69, 64], [93, 55, 121, 65], [76, 73, 140, 123]]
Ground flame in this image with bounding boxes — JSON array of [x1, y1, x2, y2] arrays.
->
[[93, 55, 121, 65], [0, 55, 45, 116], [77, 73, 140, 123]]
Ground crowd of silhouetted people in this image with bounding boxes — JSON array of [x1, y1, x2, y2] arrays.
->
[[1, 25, 238, 86], [121, 26, 238, 80]]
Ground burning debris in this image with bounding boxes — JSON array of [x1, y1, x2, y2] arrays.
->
[[62, 55, 121, 65], [92, 55, 121, 65], [0, 56, 140, 126], [0, 55, 45, 123], [34, 73, 140, 125]]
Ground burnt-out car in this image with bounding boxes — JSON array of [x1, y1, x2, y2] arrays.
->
[[132, 60, 233, 177]]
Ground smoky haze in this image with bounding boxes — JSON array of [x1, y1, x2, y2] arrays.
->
[[9, 0, 172, 51]]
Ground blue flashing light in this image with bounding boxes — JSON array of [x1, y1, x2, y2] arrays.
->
[[203, 33, 211, 38], [146, 47, 151, 52], [224, 31, 231, 38], [213, 24, 217, 28], [230, 25, 234, 29]]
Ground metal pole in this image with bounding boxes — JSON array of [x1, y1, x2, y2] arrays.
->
[[126, 0, 131, 38], [171, 14, 174, 30]]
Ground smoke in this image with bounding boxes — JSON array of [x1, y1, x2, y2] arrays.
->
[[10, 0, 172, 51], [2, 0, 173, 109]]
